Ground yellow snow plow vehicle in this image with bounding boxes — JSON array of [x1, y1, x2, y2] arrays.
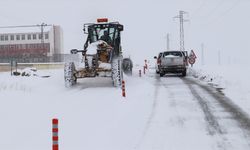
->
[[64, 18, 124, 87]]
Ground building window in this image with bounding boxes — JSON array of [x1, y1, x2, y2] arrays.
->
[[4, 35, 8, 41], [45, 33, 49, 39], [33, 34, 37, 40], [10, 35, 14, 40], [21, 34, 25, 40], [27, 34, 31, 40], [38, 34, 42, 39], [0, 35, 4, 41], [16, 35, 20, 40]]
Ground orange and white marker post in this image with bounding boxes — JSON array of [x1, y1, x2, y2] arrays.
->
[[52, 118, 59, 150], [122, 80, 126, 97]]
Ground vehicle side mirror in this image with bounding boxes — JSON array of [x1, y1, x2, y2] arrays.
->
[[118, 25, 124, 31], [83, 28, 88, 34], [154, 56, 157, 59], [70, 49, 78, 54]]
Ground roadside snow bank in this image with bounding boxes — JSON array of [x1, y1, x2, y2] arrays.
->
[[189, 64, 250, 115]]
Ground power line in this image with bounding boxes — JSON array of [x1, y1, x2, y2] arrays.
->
[[198, 0, 243, 26], [211, 0, 242, 22], [202, 0, 226, 19], [191, 0, 207, 18]]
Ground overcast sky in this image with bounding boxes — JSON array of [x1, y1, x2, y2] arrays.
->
[[1, 0, 250, 65]]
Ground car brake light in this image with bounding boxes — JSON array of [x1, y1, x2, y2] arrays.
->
[[184, 58, 188, 65], [157, 59, 161, 64]]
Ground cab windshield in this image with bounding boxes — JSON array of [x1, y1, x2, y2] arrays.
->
[[89, 26, 116, 45]]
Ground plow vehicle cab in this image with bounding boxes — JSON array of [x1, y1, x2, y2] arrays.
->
[[64, 18, 124, 87]]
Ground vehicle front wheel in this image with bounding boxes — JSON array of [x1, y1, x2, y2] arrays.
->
[[111, 57, 123, 87], [182, 70, 187, 77], [64, 62, 77, 87]]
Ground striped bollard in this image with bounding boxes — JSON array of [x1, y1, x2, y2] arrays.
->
[[52, 118, 59, 150], [122, 80, 126, 97]]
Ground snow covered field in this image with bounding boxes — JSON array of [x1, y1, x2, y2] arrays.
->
[[0, 69, 158, 150], [1, 65, 250, 150]]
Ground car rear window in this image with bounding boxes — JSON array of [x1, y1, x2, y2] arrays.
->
[[163, 51, 182, 57]]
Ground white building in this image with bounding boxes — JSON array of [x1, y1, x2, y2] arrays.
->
[[0, 25, 63, 62]]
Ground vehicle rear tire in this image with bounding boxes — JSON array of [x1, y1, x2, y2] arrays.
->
[[182, 70, 187, 77], [64, 62, 77, 87], [160, 73, 164, 77]]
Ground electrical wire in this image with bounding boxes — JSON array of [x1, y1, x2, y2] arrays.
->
[[191, 0, 208, 18], [202, 0, 243, 26], [201, 0, 227, 20]]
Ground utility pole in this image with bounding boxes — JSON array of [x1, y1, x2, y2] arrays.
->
[[40, 23, 45, 45], [174, 10, 189, 51], [218, 50, 221, 65], [201, 43, 204, 65], [167, 33, 170, 51], [39, 23, 48, 49]]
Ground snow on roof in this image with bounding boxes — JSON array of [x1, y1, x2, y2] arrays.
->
[[0, 25, 53, 34]]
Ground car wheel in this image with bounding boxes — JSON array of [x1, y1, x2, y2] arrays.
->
[[182, 70, 186, 77]]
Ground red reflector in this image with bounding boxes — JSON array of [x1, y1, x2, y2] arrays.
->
[[52, 119, 58, 124], [53, 136, 59, 141], [97, 18, 108, 23], [53, 145, 59, 150]]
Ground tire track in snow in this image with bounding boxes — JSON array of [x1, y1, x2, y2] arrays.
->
[[183, 79, 223, 135], [135, 74, 187, 149], [135, 76, 160, 149], [161, 79, 187, 127], [182, 79, 230, 150], [183, 77, 250, 136], [182, 77, 250, 149], [136, 69, 250, 149]]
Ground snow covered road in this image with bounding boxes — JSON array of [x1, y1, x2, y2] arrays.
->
[[0, 68, 250, 150], [137, 72, 250, 150]]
